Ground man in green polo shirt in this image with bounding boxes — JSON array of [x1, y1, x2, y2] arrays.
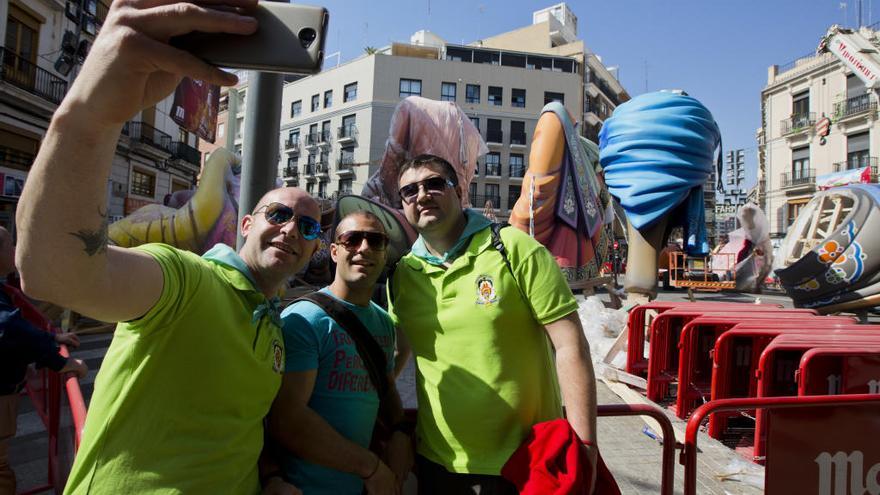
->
[[15, 2, 319, 493], [389, 154, 598, 494]]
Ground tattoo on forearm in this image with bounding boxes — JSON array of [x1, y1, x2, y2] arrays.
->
[[69, 208, 109, 256]]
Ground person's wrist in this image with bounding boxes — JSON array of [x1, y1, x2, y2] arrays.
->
[[360, 452, 381, 480]]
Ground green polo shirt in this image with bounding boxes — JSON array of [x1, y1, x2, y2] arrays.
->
[[65, 243, 284, 494], [388, 225, 579, 474]]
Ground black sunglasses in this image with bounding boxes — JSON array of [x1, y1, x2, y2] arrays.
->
[[398, 176, 456, 204], [253, 202, 322, 240], [335, 230, 389, 251]]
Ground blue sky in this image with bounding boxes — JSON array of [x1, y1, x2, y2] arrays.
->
[[313, 0, 877, 189]]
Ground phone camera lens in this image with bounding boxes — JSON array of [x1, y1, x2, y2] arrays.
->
[[299, 28, 317, 48]]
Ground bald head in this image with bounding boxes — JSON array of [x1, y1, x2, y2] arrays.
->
[[253, 187, 320, 220]]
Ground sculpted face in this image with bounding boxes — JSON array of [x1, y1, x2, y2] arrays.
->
[[240, 187, 320, 280]]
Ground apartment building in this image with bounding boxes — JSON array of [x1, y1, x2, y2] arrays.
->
[[758, 26, 880, 239], [1, 0, 203, 230]]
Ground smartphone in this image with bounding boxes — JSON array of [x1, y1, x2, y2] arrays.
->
[[172, 2, 328, 75]]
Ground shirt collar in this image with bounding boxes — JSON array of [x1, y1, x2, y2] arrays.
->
[[202, 243, 259, 290], [411, 209, 492, 266], [202, 244, 282, 326]]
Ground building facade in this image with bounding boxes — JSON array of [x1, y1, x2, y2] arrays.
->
[[1, 0, 202, 233], [759, 28, 880, 239]]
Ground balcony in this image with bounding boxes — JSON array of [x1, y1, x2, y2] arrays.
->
[[0, 47, 68, 105], [833, 157, 878, 182], [304, 163, 316, 175], [123, 121, 172, 153], [509, 165, 526, 178], [781, 168, 816, 189], [283, 166, 299, 179], [486, 130, 503, 144], [170, 141, 201, 165], [337, 124, 358, 144], [319, 130, 332, 146], [284, 137, 300, 154], [834, 94, 877, 121], [510, 132, 527, 147], [471, 193, 501, 209], [305, 133, 320, 148], [315, 161, 329, 175], [485, 163, 501, 177], [337, 156, 356, 175], [780, 113, 816, 136]]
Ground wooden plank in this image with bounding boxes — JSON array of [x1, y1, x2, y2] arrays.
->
[[597, 362, 647, 389]]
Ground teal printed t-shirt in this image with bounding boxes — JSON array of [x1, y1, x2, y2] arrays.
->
[[279, 288, 395, 495]]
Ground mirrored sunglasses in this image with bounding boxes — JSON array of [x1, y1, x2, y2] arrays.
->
[[254, 202, 322, 240], [335, 230, 389, 250], [398, 176, 455, 204]]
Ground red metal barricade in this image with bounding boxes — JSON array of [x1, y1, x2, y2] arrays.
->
[[673, 313, 853, 419], [597, 404, 676, 495], [798, 347, 880, 396], [753, 332, 880, 460], [707, 322, 868, 440], [682, 394, 880, 495], [625, 301, 781, 377], [645, 307, 814, 403]]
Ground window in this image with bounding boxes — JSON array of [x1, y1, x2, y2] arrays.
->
[[485, 152, 501, 176], [488, 86, 502, 106], [324, 90, 333, 108], [485, 184, 500, 207], [787, 200, 808, 227], [544, 91, 565, 105], [287, 157, 296, 168], [6, 5, 40, 65], [508, 185, 521, 209], [340, 114, 357, 139], [466, 84, 480, 104], [486, 119, 502, 143], [311, 94, 320, 112], [399, 78, 422, 98], [339, 178, 353, 194], [308, 123, 318, 145], [344, 82, 358, 102], [131, 169, 155, 197], [510, 121, 526, 145], [306, 182, 315, 194], [509, 154, 525, 177], [469, 182, 477, 200], [791, 146, 810, 181], [291, 100, 302, 117], [511, 88, 526, 108], [318, 180, 328, 198], [792, 91, 809, 118], [217, 122, 225, 138], [171, 180, 189, 193], [441, 82, 457, 102], [287, 129, 299, 147], [339, 147, 355, 168], [321, 120, 331, 142], [847, 132, 870, 169], [469, 116, 479, 130]]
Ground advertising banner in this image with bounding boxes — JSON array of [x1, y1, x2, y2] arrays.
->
[[170, 77, 220, 143]]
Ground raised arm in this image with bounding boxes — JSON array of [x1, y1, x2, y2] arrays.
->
[[15, 0, 257, 322]]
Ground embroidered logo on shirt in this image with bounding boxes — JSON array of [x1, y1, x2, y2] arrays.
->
[[475, 275, 498, 305], [272, 340, 284, 373]]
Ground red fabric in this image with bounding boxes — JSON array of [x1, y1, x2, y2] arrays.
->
[[501, 419, 620, 495]]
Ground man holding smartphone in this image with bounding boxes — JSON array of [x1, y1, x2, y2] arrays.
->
[[15, 0, 316, 493]]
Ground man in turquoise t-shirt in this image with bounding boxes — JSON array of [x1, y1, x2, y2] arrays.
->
[[270, 211, 413, 495], [389, 154, 599, 494]]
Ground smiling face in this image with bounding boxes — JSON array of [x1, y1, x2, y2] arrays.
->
[[239, 187, 321, 284], [398, 160, 463, 237], [330, 212, 388, 290]]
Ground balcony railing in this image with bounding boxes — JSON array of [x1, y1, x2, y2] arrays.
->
[[486, 130, 503, 144], [834, 94, 877, 119], [338, 124, 358, 142], [337, 156, 356, 171], [0, 47, 68, 104], [780, 113, 816, 136], [781, 168, 816, 188], [319, 130, 332, 144], [283, 166, 299, 178], [315, 161, 329, 174], [304, 163, 316, 175], [510, 132, 527, 146], [170, 141, 201, 165], [284, 138, 300, 153], [306, 133, 320, 146], [509, 165, 526, 178], [123, 121, 172, 153], [471, 193, 501, 209], [833, 156, 878, 178], [485, 164, 501, 176]]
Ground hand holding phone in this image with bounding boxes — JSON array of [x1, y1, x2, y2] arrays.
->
[[172, 2, 328, 75]]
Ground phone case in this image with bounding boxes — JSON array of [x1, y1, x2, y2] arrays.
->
[[172, 2, 328, 75]]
